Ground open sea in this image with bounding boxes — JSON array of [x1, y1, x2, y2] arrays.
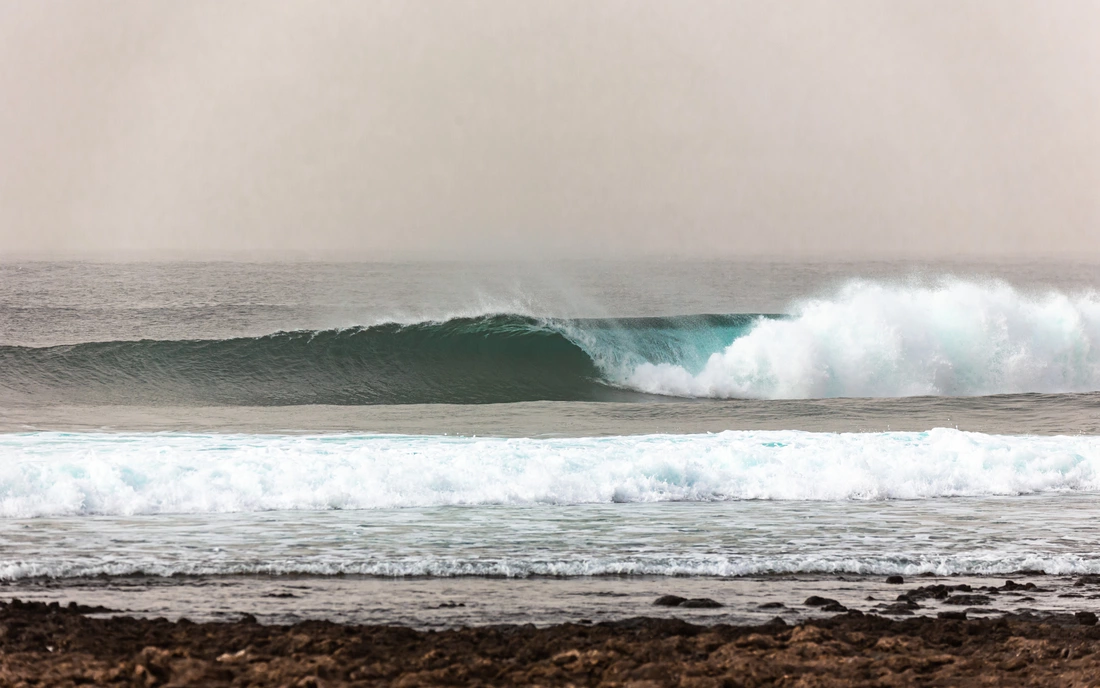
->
[[3, 259, 1100, 626]]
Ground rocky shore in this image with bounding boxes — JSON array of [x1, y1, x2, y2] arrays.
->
[[2, 596, 1100, 686]]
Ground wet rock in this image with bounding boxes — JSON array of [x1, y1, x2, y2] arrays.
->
[[680, 598, 723, 609], [1075, 611, 1098, 626], [944, 595, 992, 606], [804, 596, 840, 607], [906, 584, 973, 602], [758, 602, 785, 609], [879, 603, 915, 616], [821, 603, 847, 613], [654, 595, 687, 607], [938, 611, 967, 620], [885, 576, 904, 585], [1, 599, 110, 614], [1074, 575, 1100, 587], [998, 580, 1039, 592], [436, 602, 466, 608], [7, 599, 1100, 685]]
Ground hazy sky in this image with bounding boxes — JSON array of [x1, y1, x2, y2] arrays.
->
[[1, 1, 1097, 260]]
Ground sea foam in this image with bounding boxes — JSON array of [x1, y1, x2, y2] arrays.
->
[[1, 429, 1098, 517], [621, 279, 1100, 399]]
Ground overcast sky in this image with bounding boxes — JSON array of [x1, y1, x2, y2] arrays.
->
[[1, 1, 1097, 260]]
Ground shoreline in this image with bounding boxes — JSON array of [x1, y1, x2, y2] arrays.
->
[[6, 572, 1100, 630], [2, 599, 1099, 686], [7, 572, 1100, 624]]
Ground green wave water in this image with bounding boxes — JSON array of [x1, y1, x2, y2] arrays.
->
[[0, 314, 766, 406]]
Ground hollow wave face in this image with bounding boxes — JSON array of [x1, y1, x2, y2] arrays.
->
[[625, 280, 1100, 399], [1, 429, 1098, 517], [0, 314, 759, 406]]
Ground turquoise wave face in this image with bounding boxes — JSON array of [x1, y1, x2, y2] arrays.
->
[[0, 314, 768, 406]]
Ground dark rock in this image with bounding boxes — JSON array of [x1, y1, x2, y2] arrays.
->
[[885, 576, 904, 585], [1074, 575, 1100, 587], [804, 596, 840, 607], [999, 580, 1038, 592], [758, 602, 785, 609], [763, 616, 787, 626], [680, 598, 723, 609], [944, 595, 992, 606], [906, 584, 973, 602], [1075, 611, 1098, 626], [938, 611, 967, 620], [654, 595, 688, 607], [821, 603, 847, 612], [879, 603, 915, 616]]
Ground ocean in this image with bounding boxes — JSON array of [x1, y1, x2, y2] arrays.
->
[[3, 259, 1100, 626]]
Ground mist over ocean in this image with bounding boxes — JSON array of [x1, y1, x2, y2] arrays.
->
[[3, 259, 1100, 616]]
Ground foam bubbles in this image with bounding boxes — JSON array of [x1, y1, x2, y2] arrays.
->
[[1, 429, 1098, 517], [621, 279, 1100, 398]]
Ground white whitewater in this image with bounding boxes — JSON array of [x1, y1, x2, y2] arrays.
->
[[2, 429, 1098, 517], [621, 279, 1100, 398]]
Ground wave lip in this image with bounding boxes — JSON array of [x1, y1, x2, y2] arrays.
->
[[1, 429, 1098, 517]]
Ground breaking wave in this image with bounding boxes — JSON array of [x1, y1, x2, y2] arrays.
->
[[2, 429, 1098, 517], [3, 279, 1100, 404]]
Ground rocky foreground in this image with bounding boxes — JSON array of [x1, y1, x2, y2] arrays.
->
[[2, 599, 1100, 686]]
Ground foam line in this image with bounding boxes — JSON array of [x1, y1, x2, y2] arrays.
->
[[2, 429, 1097, 517]]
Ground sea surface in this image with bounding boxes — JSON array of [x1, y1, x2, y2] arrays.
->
[[2, 259, 1100, 624]]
